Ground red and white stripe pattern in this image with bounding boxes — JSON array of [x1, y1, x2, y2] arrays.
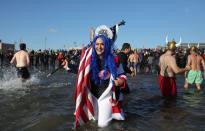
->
[[74, 47, 127, 128], [74, 47, 95, 128]]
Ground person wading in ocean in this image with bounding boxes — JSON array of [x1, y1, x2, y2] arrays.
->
[[10, 43, 30, 81], [184, 44, 205, 91], [159, 39, 190, 97]]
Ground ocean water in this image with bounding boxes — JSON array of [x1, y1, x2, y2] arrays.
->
[[0, 67, 204, 131]]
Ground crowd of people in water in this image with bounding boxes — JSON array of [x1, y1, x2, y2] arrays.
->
[[1, 24, 205, 128], [0, 39, 205, 127], [1, 45, 205, 75], [1, 14, 205, 129], [0, 48, 81, 70]]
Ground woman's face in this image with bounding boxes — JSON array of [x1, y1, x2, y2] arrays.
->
[[95, 38, 105, 56]]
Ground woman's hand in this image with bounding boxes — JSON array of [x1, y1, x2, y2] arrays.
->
[[114, 78, 124, 86]]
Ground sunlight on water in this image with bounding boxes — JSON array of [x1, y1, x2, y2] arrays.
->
[[47, 82, 71, 88]]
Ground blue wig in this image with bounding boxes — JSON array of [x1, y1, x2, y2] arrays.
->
[[90, 35, 117, 84]]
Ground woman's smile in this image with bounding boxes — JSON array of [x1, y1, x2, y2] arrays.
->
[[95, 38, 105, 56]]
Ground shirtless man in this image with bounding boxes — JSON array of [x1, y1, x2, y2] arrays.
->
[[184, 46, 205, 90], [10, 43, 30, 80], [128, 51, 136, 76], [134, 50, 140, 75], [159, 40, 190, 97]]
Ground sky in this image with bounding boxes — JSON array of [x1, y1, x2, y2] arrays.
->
[[0, 0, 204, 50]]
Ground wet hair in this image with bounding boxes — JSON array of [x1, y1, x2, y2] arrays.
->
[[121, 43, 131, 51], [20, 43, 26, 50], [91, 35, 117, 84]]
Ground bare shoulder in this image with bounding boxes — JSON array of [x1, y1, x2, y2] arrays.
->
[[15, 51, 20, 56], [159, 54, 164, 58], [12, 52, 17, 58], [159, 54, 164, 61], [168, 55, 175, 62], [22, 50, 29, 55]]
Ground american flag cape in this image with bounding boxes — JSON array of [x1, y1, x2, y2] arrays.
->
[[74, 47, 127, 128]]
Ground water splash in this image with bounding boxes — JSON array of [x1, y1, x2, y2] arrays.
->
[[0, 67, 40, 90]]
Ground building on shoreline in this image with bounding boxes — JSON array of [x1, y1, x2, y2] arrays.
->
[[0, 40, 15, 53], [158, 42, 205, 50], [180, 43, 205, 49]]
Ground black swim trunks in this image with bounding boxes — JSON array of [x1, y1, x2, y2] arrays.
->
[[16, 67, 30, 79]]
